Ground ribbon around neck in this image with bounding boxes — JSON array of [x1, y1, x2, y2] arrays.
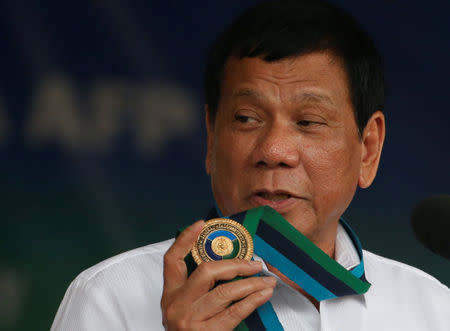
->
[[180, 206, 370, 330]]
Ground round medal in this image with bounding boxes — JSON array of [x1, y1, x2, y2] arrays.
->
[[191, 218, 253, 265]]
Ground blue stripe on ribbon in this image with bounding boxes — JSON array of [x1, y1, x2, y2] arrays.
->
[[350, 260, 365, 278], [256, 301, 284, 331], [257, 221, 356, 297], [254, 235, 337, 301]]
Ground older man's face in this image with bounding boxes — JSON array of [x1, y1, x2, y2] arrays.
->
[[206, 52, 364, 243]]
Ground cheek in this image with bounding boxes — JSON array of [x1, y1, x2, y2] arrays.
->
[[211, 131, 257, 215], [213, 130, 253, 170], [210, 131, 253, 201], [304, 136, 361, 211]]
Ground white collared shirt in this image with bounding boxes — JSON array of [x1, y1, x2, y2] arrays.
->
[[51, 224, 450, 330]]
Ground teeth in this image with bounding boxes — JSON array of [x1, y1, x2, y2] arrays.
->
[[259, 192, 290, 201]]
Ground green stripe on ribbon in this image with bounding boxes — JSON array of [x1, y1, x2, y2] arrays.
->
[[260, 206, 370, 293], [242, 207, 263, 237], [234, 321, 250, 331]]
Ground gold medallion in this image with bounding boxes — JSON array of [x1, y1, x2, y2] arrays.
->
[[191, 218, 254, 265]]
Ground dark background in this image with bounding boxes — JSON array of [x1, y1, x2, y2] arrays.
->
[[0, 1, 449, 330]]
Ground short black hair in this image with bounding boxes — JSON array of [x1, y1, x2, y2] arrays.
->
[[204, 0, 384, 135]]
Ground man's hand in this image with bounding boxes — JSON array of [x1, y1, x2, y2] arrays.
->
[[161, 220, 276, 331]]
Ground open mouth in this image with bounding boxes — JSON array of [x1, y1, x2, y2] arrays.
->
[[250, 190, 297, 213]]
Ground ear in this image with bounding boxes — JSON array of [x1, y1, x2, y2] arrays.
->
[[358, 111, 385, 188], [205, 105, 214, 175]]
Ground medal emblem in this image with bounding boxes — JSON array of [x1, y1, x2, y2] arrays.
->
[[191, 218, 254, 265]]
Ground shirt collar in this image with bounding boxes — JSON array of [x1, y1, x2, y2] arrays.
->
[[335, 223, 361, 270]]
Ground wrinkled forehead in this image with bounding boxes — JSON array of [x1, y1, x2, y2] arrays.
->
[[219, 51, 350, 94], [218, 52, 352, 110]]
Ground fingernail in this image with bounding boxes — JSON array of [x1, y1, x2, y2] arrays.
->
[[260, 287, 273, 297]]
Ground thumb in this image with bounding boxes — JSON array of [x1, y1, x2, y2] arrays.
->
[[163, 220, 204, 294]]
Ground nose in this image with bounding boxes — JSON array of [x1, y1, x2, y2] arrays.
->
[[251, 122, 300, 169]]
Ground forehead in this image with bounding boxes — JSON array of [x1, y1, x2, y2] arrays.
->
[[219, 52, 351, 106]]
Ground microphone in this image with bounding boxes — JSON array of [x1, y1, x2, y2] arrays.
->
[[411, 195, 450, 259]]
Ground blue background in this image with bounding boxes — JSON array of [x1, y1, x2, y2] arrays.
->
[[0, 1, 449, 330]]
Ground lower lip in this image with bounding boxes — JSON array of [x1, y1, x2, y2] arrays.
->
[[249, 195, 298, 214]]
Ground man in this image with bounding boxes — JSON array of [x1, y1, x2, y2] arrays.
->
[[51, 1, 450, 330]]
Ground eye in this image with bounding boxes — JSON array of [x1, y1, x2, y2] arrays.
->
[[297, 120, 314, 127], [296, 119, 326, 130], [234, 114, 257, 123]]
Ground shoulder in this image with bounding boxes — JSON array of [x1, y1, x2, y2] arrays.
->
[[363, 249, 449, 292], [51, 239, 174, 330], [76, 238, 174, 285], [362, 250, 450, 329], [70, 238, 175, 301], [363, 250, 450, 328]]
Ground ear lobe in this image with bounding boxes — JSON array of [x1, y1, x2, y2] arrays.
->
[[205, 105, 213, 175], [358, 111, 385, 188]]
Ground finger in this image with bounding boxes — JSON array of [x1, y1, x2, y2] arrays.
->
[[181, 260, 263, 301], [206, 287, 274, 330], [194, 276, 276, 320], [163, 220, 204, 294]]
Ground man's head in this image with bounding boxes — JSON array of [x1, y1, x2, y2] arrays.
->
[[204, 0, 385, 249], [204, 0, 384, 135]]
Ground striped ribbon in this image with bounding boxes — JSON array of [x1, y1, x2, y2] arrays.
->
[[182, 206, 370, 330]]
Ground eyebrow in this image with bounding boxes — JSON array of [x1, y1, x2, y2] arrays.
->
[[232, 88, 335, 106], [297, 92, 335, 106], [232, 88, 263, 99]]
